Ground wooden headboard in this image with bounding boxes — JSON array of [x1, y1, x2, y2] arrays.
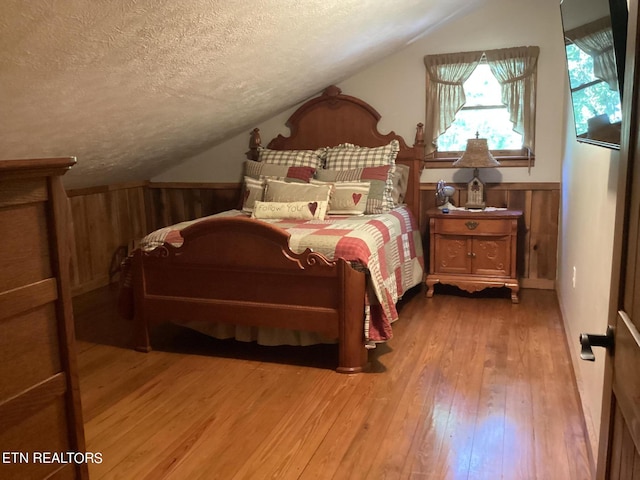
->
[[248, 85, 425, 221]]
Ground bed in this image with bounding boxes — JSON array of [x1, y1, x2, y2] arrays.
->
[[123, 85, 425, 373]]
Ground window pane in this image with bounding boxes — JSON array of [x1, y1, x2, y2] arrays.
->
[[566, 44, 622, 136], [464, 64, 503, 106], [436, 63, 523, 151], [570, 83, 622, 136], [566, 43, 597, 87], [438, 108, 523, 150]]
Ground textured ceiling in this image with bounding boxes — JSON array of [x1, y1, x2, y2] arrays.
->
[[1, 0, 484, 188]]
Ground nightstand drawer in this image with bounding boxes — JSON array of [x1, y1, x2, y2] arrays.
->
[[434, 217, 512, 235]]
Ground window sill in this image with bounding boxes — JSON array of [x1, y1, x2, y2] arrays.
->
[[424, 155, 535, 169]]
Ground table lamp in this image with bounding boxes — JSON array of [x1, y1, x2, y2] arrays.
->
[[452, 132, 500, 209]]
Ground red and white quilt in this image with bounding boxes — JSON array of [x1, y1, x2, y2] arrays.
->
[[124, 206, 424, 343]]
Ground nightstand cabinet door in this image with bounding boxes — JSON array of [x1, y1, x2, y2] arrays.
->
[[472, 236, 511, 277], [433, 235, 471, 274]]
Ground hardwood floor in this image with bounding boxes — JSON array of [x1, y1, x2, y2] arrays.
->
[[73, 285, 592, 479]]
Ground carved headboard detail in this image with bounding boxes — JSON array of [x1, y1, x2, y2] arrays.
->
[[248, 85, 425, 221]]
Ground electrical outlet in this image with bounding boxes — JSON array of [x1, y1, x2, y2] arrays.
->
[[572, 266, 577, 288]]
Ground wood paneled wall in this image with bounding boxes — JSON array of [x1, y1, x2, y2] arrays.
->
[[66, 182, 241, 296], [419, 182, 560, 289], [67, 183, 149, 296], [66, 181, 558, 295], [146, 182, 241, 232]]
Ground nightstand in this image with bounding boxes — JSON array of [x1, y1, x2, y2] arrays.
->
[[425, 208, 522, 303]]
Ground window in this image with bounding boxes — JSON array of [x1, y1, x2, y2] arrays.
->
[[423, 46, 539, 168], [436, 63, 524, 152], [562, 13, 624, 148], [565, 42, 621, 138]]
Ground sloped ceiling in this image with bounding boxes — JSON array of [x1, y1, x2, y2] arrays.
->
[[1, 0, 485, 189]]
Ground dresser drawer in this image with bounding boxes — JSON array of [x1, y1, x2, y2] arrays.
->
[[434, 217, 513, 235]]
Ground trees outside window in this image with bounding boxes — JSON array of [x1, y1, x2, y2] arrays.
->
[[424, 46, 539, 168], [565, 43, 621, 137], [436, 63, 524, 152]]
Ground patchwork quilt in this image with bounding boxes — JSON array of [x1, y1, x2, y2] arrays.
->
[[120, 206, 424, 343]]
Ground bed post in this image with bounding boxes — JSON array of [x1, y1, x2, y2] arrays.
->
[[405, 122, 425, 222], [336, 260, 368, 373], [246, 128, 261, 161], [132, 250, 152, 353], [414, 122, 425, 148]]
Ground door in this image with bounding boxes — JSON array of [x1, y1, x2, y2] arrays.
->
[[596, 0, 640, 477], [598, 182, 640, 477]]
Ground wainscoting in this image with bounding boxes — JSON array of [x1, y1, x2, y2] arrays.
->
[[419, 183, 560, 290], [66, 182, 241, 295], [67, 182, 149, 296], [145, 182, 241, 231], [66, 181, 558, 295]]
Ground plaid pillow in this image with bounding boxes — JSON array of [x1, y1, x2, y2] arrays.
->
[[315, 165, 392, 214], [324, 140, 399, 170], [244, 160, 315, 183], [324, 140, 399, 211], [391, 164, 410, 205], [257, 147, 327, 169]]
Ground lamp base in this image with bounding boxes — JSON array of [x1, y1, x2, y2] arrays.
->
[[465, 202, 486, 210], [465, 169, 486, 209]]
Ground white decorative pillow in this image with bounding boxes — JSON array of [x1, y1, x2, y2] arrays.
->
[[264, 178, 331, 204], [241, 176, 265, 213], [251, 200, 328, 220], [258, 147, 327, 169], [310, 180, 371, 215]]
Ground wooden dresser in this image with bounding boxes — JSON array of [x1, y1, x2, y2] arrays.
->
[[0, 158, 88, 479], [425, 208, 522, 303]]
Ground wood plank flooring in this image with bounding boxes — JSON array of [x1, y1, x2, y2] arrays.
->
[[73, 285, 592, 479]]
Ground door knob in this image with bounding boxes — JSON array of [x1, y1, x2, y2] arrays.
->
[[579, 326, 614, 361]]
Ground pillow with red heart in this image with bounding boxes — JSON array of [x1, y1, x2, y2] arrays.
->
[[251, 200, 328, 220], [241, 176, 266, 213], [315, 165, 390, 214], [310, 180, 371, 215]]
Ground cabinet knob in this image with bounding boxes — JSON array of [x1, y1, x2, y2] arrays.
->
[[466, 252, 476, 257], [465, 221, 479, 230]]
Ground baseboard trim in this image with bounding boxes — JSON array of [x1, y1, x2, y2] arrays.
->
[[521, 278, 555, 289]]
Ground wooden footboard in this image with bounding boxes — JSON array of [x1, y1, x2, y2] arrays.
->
[[132, 217, 368, 373]]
